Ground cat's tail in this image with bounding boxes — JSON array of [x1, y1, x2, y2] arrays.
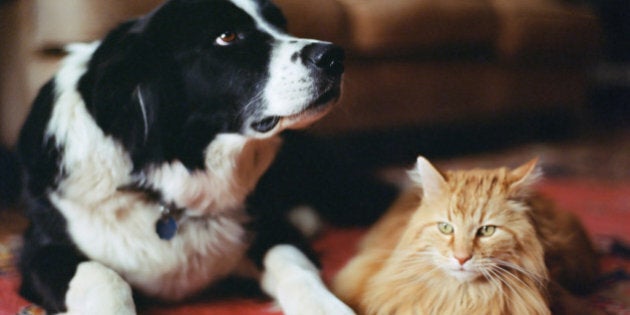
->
[[0, 145, 22, 209]]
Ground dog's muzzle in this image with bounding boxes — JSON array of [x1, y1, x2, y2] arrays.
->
[[251, 42, 345, 133]]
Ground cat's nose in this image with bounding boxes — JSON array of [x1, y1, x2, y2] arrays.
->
[[455, 254, 472, 265]]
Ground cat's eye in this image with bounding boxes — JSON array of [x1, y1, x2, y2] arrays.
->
[[477, 225, 496, 237], [437, 222, 454, 235], [216, 31, 238, 46]]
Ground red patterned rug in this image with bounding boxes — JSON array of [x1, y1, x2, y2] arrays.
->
[[1, 178, 629, 315]]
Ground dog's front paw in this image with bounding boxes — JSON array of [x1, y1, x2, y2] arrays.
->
[[275, 277, 355, 315], [62, 261, 136, 315], [301, 290, 356, 315], [262, 245, 356, 315]]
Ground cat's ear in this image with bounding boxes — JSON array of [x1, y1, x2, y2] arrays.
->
[[410, 156, 447, 198], [508, 158, 542, 196]]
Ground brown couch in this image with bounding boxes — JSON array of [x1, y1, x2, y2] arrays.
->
[[0, 0, 601, 146]]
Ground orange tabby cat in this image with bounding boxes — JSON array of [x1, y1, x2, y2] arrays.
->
[[333, 157, 598, 315]]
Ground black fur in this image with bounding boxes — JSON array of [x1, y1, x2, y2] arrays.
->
[[249, 131, 399, 228], [0, 146, 21, 208], [17, 81, 63, 196]]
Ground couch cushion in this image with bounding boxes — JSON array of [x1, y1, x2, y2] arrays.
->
[[33, 0, 164, 50], [491, 0, 601, 62], [334, 0, 499, 56]]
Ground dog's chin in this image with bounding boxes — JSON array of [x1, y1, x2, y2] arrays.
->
[[279, 99, 334, 130], [249, 88, 340, 135]]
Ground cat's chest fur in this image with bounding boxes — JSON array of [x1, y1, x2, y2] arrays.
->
[[369, 266, 537, 315]]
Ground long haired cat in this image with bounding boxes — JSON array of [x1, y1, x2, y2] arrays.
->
[[333, 157, 599, 315]]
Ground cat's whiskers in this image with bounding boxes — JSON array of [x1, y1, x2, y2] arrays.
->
[[410, 265, 443, 285], [493, 259, 546, 287], [479, 267, 503, 293], [390, 249, 435, 265], [476, 258, 545, 287], [365, 248, 428, 260], [498, 269, 542, 301], [385, 253, 443, 284], [370, 260, 440, 287], [489, 264, 541, 298], [484, 266, 533, 312]]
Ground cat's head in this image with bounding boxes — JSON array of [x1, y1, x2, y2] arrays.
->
[[403, 156, 547, 284]]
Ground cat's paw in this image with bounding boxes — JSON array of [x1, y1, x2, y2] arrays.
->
[[62, 261, 136, 315]]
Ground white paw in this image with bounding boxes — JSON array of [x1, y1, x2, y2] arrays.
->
[[277, 280, 356, 315], [62, 261, 136, 315], [261, 245, 355, 315]]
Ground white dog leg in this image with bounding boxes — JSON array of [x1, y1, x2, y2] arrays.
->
[[59, 261, 136, 315], [261, 245, 355, 315]]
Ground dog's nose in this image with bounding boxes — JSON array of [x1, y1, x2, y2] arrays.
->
[[302, 43, 345, 76]]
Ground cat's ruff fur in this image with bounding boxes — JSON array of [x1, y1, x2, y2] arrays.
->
[[17, 1, 353, 314], [334, 157, 598, 315]]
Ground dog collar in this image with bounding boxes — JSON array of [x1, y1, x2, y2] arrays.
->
[[116, 184, 187, 241], [156, 202, 185, 240]]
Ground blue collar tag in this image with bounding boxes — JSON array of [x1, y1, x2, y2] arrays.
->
[[156, 216, 178, 240]]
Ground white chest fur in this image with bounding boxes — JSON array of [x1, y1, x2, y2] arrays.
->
[[52, 190, 252, 300], [50, 134, 279, 300]]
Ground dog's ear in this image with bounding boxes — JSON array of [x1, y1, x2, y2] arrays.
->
[[77, 20, 184, 170], [129, 8, 157, 35], [257, 0, 288, 30], [127, 80, 196, 173], [132, 84, 158, 146]]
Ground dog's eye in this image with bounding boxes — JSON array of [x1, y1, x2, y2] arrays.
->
[[216, 31, 238, 46]]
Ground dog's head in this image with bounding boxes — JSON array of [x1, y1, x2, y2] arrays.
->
[[78, 0, 344, 169]]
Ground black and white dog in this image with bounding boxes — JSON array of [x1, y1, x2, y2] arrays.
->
[[17, 0, 353, 314]]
